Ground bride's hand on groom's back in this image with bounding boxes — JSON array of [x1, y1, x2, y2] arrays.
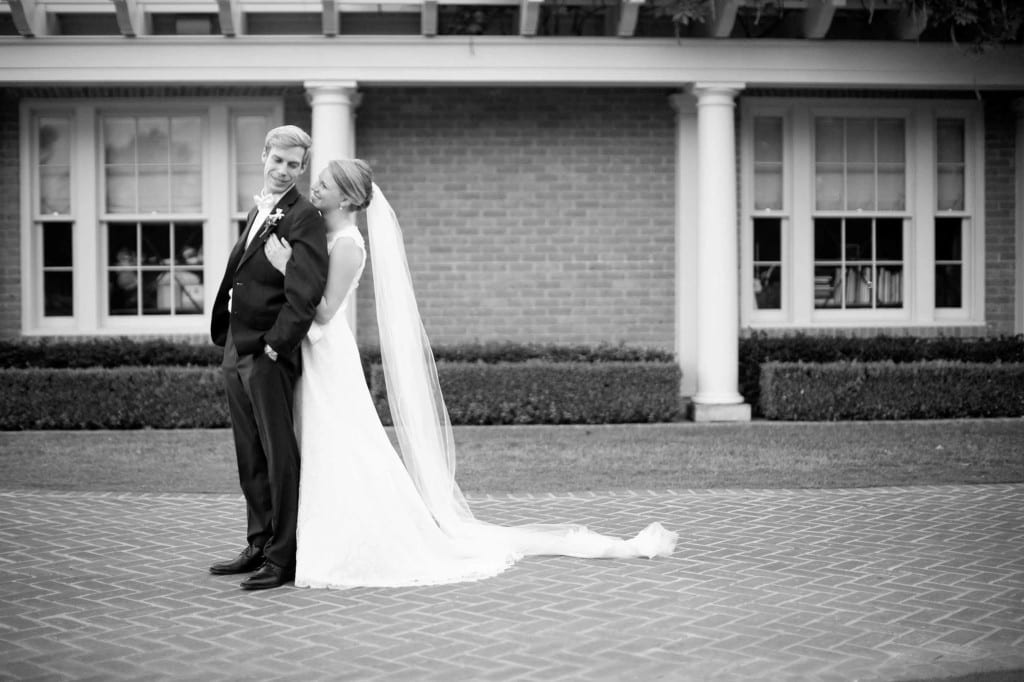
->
[[264, 235, 292, 275]]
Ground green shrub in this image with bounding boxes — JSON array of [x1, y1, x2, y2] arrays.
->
[[372, 361, 683, 425], [741, 334, 1024, 416], [760, 360, 1024, 420], [0, 367, 229, 430]]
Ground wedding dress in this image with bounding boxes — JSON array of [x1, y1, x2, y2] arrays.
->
[[294, 196, 677, 590]]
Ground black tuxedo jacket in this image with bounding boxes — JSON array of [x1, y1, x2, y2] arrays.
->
[[211, 186, 328, 358]]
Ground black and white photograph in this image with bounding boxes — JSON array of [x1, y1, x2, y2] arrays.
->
[[1, 1, 1022, 680]]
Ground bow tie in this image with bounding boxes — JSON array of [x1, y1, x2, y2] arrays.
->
[[253, 192, 278, 213]]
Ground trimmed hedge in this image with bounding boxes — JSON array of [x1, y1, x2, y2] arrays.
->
[[0, 367, 229, 430], [760, 360, 1024, 420], [373, 361, 683, 425], [0, 338, 672, 368], [0, 361, 682, 429], [741, 333, 1024, 416]]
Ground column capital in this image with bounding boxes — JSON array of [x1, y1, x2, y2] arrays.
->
[[687, 82, 746, 104], [304, 80, 362, 108]]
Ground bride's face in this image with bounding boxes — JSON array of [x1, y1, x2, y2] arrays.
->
[[311, 170, 344, 212]]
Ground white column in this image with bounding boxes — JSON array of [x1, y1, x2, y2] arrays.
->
[[669, 92, 699, 399], [688, 82, 750, 422], [1015, 99, 1024, 334], [305, 80, 362, 332]]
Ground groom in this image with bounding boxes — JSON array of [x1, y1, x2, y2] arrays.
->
[[210, 125, 328, 590]]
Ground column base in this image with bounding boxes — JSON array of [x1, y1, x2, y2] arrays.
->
[[687, 402, 752, 423]]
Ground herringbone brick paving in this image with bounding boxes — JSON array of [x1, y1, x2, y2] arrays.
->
[[1, 485, 1022, 681]]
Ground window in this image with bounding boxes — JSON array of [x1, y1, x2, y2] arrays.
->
[[742, 98, 983, 329], [21, 99, 282, 335]]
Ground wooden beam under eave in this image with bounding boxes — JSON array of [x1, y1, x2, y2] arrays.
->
[[322, 0, 339, 37], [616, 0, 644, 37], [520, 0, 542, 37], [422, 0, 438, 37], [694, 0, 739, 38], [217, 0, 242, 37], [8, 0, 47, 37], [111, 0, 144, 37], [802, 0, 844, 39]]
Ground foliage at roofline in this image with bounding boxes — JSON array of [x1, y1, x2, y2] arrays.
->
[[659, 0, 1023, 52]]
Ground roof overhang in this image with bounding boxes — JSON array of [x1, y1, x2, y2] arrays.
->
[[1, 37, 1022, 90]]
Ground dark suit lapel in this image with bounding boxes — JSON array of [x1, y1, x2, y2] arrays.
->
[[236, 186, 301, 269]]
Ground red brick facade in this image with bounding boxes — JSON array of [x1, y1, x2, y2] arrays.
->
[[0, 86, 1019, 346]]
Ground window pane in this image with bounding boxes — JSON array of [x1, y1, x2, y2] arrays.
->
[[815, 118, 843, 163], [42, 222, 73, 267], [754, 167, 782, 210], [937, 167, 964, 211], [234, 114, 270, 213], [814, 266, 841, 308], [845, 218, 872, 261], [40, 167, 71, 215], [104, 118, 136, 164], [44, 272, 73, 316], [815, 166, 843, 211], [166, 270, 204, 314], [845, 119, 874, 164], [137, 118, 169, 164], [876, 266, 903, 307], [876, 218, 903, 260], [937, 119, 964, 163], [754, 219, 781, 261], [140, 223, 171, 265], [935, 264, 962, 308], [876, 119, 905, 163], [109, 268, 139, 315], [846, 166, 874, 210], [877, 167, 905, 211], [935, 217, 961, 261], [814, 218, 842, 260], [754, 117, 782, 162], [754, 265, 781, 309], [171, 117, 201, 164], [237, 166, 263, 212], [138, 166, 169, 213], [142, 271, 167, 315], [846, 265, 872, 308], [171, 165, 202, 213], [106, 165, 137, 213], [39, 118, 71, 215], [175, 223, 204, 266]]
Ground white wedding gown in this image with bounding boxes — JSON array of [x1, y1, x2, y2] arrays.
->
[[294, 225, 677, 589]]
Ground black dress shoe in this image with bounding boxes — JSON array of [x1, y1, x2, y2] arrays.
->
[[209, 546, 264, 575], [240, 561, 294, 591]]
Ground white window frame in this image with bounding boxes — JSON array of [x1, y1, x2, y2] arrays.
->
[[19, 97, 283, 337], [740, 97, 985, 330]]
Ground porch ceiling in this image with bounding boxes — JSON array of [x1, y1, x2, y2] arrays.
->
[[0, 36, 1022, 90]]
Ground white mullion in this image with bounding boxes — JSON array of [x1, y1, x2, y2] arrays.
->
[[968, 105, 986, 324], [912, 105, 936, 323], [206, 104, 231, 330], [75, 105, 101, 332], [791, 105, 814, 324]]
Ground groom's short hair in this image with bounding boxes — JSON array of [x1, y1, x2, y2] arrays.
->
[[264, 125, 312, 166]]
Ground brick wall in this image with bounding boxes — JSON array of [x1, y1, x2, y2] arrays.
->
[[353, 87, 678, 350], [983, 94, 1018, 336], [0, 94, 20, 337]]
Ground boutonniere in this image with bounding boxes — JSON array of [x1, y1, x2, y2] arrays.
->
[[266, 208, 285, 227]]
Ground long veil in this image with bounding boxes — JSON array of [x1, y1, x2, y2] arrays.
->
[[366, 185, 676, 559]]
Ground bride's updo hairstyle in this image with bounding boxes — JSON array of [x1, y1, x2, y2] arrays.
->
[[329, 159, 374, 212]]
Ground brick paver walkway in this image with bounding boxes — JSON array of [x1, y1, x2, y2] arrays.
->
[[1, 485, 1022, 681]]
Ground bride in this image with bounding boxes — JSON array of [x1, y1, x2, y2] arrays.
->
[[264, 159, 677, 589]]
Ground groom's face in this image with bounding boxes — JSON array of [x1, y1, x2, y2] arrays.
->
[[262, 145, 307, 195]]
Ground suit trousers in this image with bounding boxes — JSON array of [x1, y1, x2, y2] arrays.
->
[[221, 329, 301, 570]]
